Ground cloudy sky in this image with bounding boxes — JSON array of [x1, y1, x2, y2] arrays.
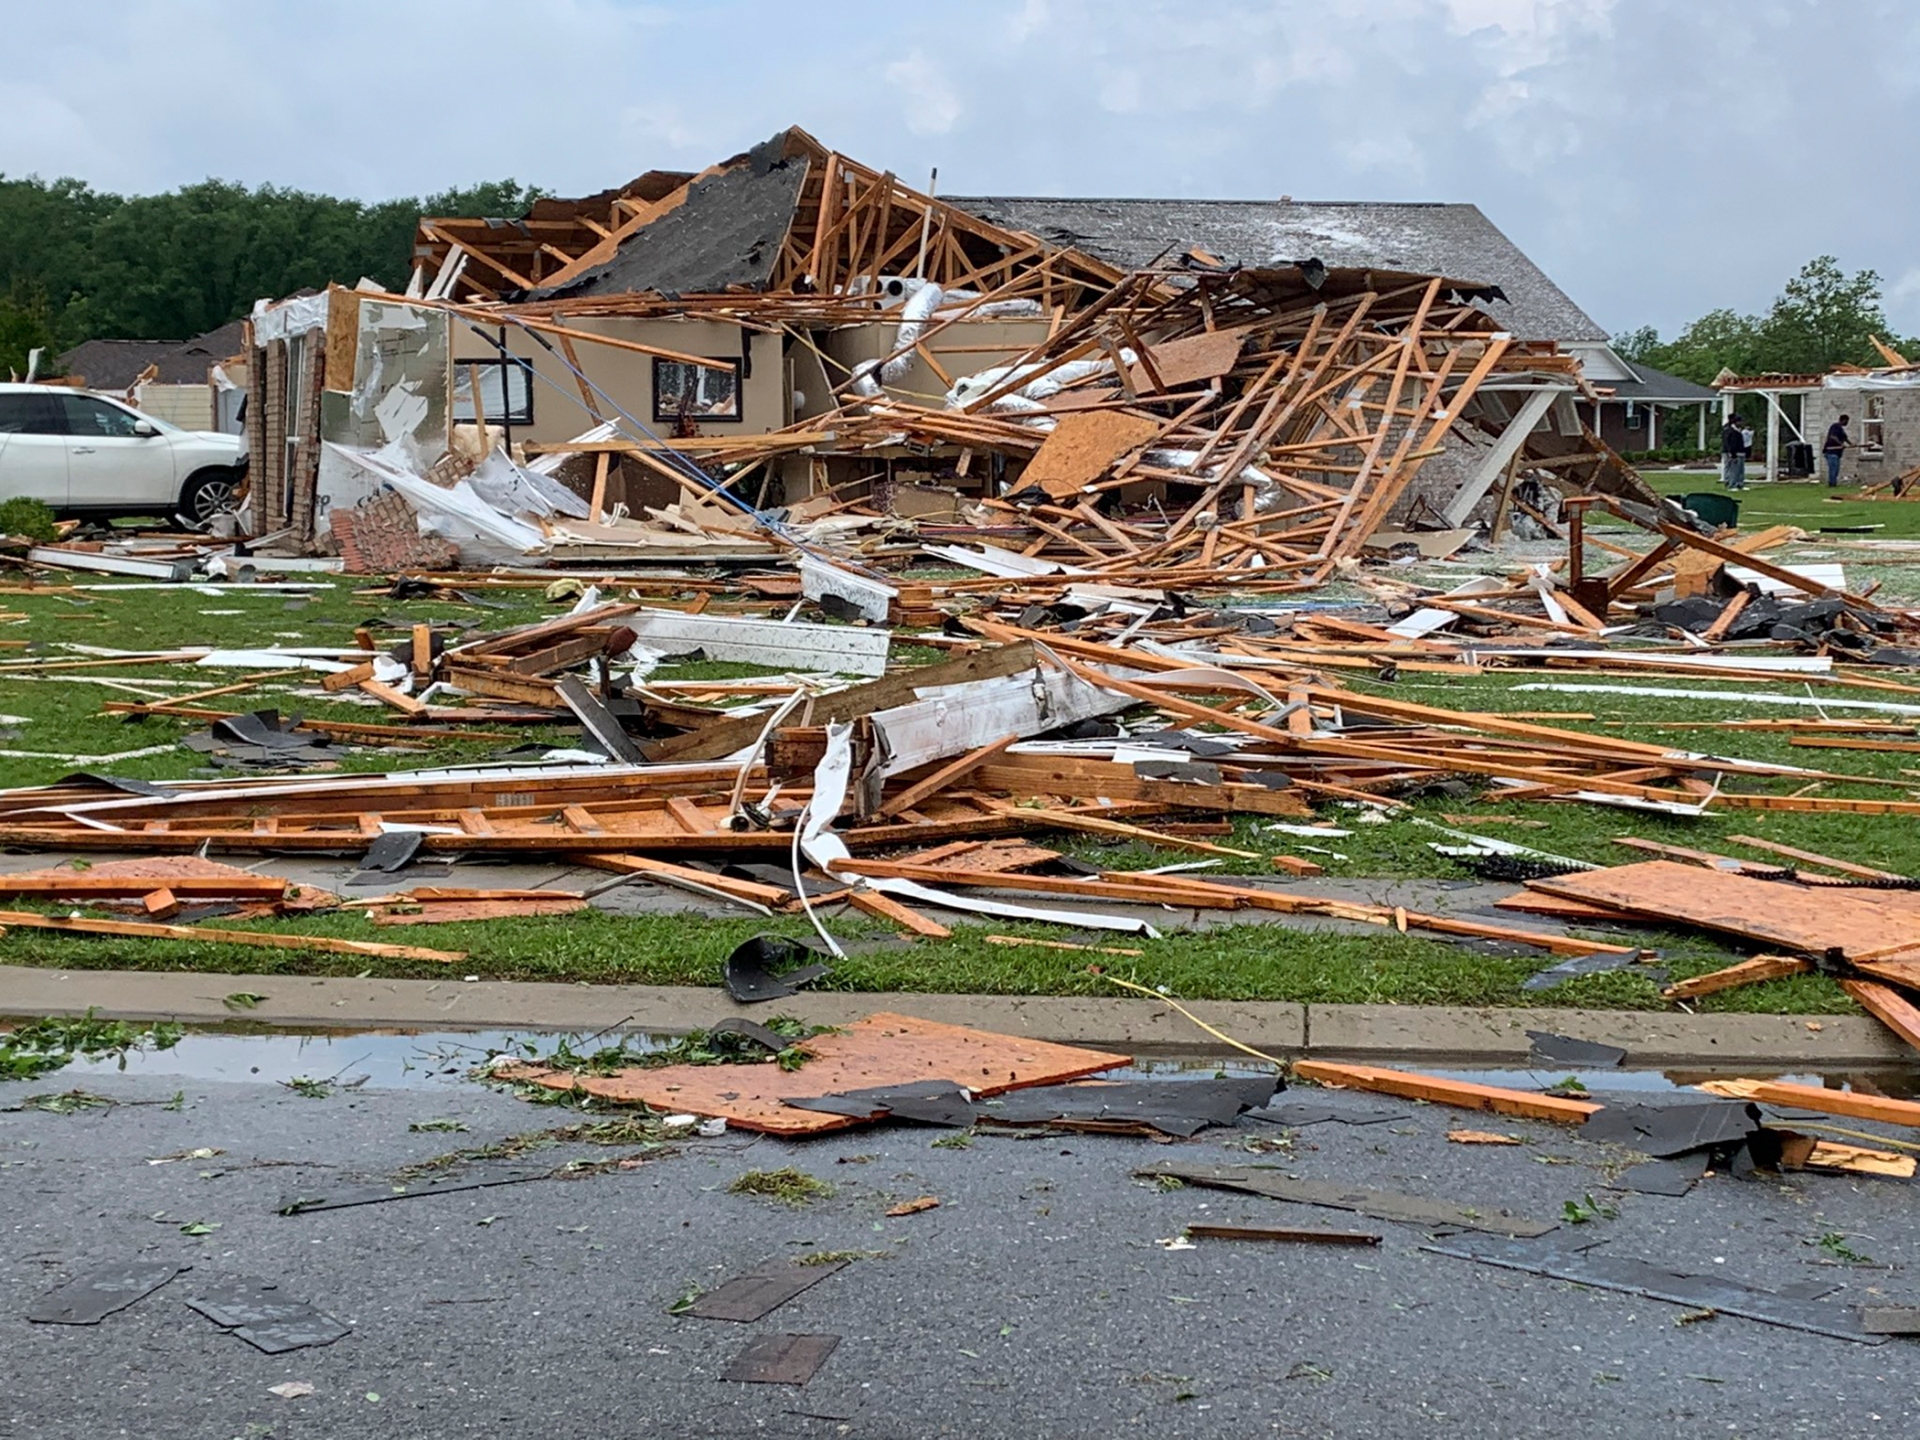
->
[[3, 0, 1913, 340]]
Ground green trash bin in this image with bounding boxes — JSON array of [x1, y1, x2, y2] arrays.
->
[[1678, 491, 1740, 528]]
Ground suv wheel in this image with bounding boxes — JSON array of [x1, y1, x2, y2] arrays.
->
[[179, 468, 241, 529]]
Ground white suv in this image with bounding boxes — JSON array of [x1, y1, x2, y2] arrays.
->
[[0, 384, 247, 527]]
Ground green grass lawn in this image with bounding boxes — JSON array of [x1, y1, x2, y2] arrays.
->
[[1, 552, 1915, 1017]]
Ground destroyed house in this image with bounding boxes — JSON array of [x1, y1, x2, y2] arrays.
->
[[240, 126, 1652, 573]]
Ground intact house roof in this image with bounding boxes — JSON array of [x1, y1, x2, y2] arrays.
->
[[56, 338, 181, 389], [949, 197, 1606, 345], [58, 320, 248, 389], [1598, 358, 1720, 405]]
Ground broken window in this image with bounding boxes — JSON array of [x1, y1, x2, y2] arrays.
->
[[654, 358, 742, 424], [452, 360, 533, 426], [1864, 393, 1885, 453]]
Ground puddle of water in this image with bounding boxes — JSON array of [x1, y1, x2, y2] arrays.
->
[[20, 1024, 1920, 1101]]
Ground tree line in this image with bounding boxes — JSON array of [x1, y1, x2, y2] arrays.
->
[[1617, 256, 1916, 384], [0, 174, 541, 375]]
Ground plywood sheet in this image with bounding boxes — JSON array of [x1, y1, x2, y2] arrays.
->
[[1125, 329, 1244, 393], [1020, 411, 1163, 499], [499, 1012, 1129, 1135], [1530, 860, 1920, 958]]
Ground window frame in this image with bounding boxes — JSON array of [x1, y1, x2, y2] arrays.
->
[[1863, 393, 1886, 454], [652, 357, 744, 426], [61, 392, 144, 439], [451, 358, 534, 427]]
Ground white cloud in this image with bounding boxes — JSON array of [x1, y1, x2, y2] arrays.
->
[[884, 50, 963, 135]]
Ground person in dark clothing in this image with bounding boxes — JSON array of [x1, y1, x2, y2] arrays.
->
[[1721, 416, 1748, 490], [1824, 415, 1850, 487]]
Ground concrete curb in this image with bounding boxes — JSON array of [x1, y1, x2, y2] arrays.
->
[[0, 965, 1903, 1068]]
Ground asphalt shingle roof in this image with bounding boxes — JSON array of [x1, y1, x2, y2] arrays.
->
[[949, 196, 1606, 344]]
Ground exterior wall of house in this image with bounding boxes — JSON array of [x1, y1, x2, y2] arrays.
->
[[450, 317, 784, 445], [1804, 384, 1920, 484], [131, 382, 214, 432]]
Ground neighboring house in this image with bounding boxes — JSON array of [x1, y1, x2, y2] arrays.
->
[[57, 321, 248, 433], [1577, 354, 1721, 453], [1721, 366, 1920, 484]]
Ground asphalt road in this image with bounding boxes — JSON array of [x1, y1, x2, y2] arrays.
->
[[3, 1043, 1917, 1439]]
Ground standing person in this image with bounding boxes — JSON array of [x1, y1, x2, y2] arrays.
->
[[1721, 414, 1747, 491], [1824, 413, 1851, 488]]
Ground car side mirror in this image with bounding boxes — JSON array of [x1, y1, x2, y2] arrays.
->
[[131, 420, 158, 437]]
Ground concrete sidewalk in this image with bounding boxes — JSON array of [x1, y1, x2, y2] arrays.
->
[[1, 964, 1903, 1067]]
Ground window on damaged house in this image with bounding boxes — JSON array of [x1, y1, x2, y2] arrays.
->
[[1624, 401, 1642, 431], [452, 360, 533, 426], [1864, 393, 1885, 454], [653, 358, 742, 424]]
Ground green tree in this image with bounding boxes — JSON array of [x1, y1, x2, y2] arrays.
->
[[0, 174, 544, 353], [0, 282, 57, 379], [1757, 255, 1889, 374]]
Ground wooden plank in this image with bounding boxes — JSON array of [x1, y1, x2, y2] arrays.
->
[[0, 875, 286, 899], [1184, 1223, 1379, 1247], [1697, 1077, 1920, 1129], [358, 679, 427, 716], [1724, 835, 1903, 881], [579, 853, 793, 906], [411, 624, 434, 681], [876, 735, 1019, 820], [1661, 955, 1813, 1000], [1841, 979, 1920, 1055], [321, 662, 376, 693], [1291, 1060, 1600, 1124], [0, 910, 464, 963], [847, 889, 952, 938]]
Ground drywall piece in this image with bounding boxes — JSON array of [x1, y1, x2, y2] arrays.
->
[[687, 1260, 847, 1323], [1424, 1235, 1885, 1344], [27, 548, 193, 581], [626, 609, 890, 677], [27, 1263, 186, 1325], [1363, 527, 1474, 559], [1385, 576, 1503, 640], [800, 557, 898, 624], [1725, 562, 1847, 598], [922, 544, 1089, 579], [870, 667, 1130, 779], [1138, 1163, 1558, 1238]]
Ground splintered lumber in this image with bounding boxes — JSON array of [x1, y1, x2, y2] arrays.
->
[[1662, 955, 1813, 1000], [1723, 835, 1904, 881], [369, 897, 585, 925], [1840, 979, 1920, 1055], [876, 735, 1018, 820], [1697, 1078, 1920, 1130], [0, 874, 287, 900], [1291, 1060, 1601, 1124], [0, 910, 465, 963], [846, 888, 952, 938], [496, 1012, 1130, 1134], [1777, 1136, 1916, 1178]]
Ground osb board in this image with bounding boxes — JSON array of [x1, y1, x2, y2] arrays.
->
[[1530, 860, 1920, 958], [498, 1012, 1130, 1135], [324, 285, 361, 391], [1493, 892, 1629, 921], [1021, 412, 1164, 500], [1126, 330, 1244, 394]]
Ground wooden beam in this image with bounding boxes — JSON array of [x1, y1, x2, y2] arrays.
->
[[1292, 1060, 1600, 1123], [0, 909, 464, 963]]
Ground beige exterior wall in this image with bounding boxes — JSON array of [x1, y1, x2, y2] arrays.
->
[[450, 316, 784, 445], [131, 383, 214, 432]]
